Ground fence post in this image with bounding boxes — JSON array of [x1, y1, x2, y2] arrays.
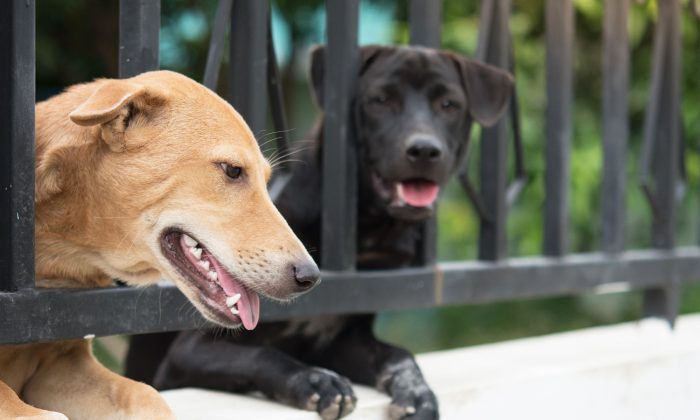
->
[[118, 0, 160, 78], [0, 0, 36, 292], [229, 0, 269, 137], [409, 0, 443, 266], [476, 0, 511, 261], [641, 0, 682, 325], [409, 0, 442, 49], [321, 0, 359, 271], [600, 0, 630, 254], [203, 0, 233, 90], [543, 0, 574, 257]]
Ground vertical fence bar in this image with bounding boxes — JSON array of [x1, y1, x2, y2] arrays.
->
[[321, 0, 359, 271], [409, 0, 442, 48], [476, 0, 510, 261], [409, 0, 442, 266], [267, 22, 290, 164], [543, 0, 574, 257], [600, 0, 629, 254], [642, 0, 682, 324], [119, 0, 160, 78], [203, 0, 233, 90], [229, 0, 269, 138], [0, 0, 36, 292], [266, 19, 294, 202]]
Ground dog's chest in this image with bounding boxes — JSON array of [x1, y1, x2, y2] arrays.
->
[[281, 316, 346, 348], [356, 219, 421, 269]]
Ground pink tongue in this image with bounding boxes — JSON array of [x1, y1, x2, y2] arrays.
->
[[209, 258, 260, 330], [398, 181, 440, 207]]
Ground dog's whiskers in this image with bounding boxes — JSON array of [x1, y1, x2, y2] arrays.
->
[[267, 146, 310, 168], [258, 136, 283, 150], [270, 158, 305, 169], [256, 127, 296, 140]]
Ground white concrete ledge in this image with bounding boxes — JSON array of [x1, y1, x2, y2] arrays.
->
[[162, 314, 700, 419]]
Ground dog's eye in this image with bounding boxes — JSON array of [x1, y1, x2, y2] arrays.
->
[[219, 163, 243, 180], [370, 95, 388, 105], [440, 99, 459, 110]]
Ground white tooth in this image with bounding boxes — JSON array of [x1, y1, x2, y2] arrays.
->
[[183, 234, 197, 247], [226, 294, 241, 307], [198, 260, 210, 271], [230, 307, 239, 315], [190, 247, 202, 259], [207, 271, 218, 281]]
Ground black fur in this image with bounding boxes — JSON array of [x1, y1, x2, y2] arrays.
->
[[125, 46, 513, 420]]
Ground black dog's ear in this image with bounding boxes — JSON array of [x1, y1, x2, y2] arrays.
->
[[446, 53, 514, 127], [310, 45, 392, 109]]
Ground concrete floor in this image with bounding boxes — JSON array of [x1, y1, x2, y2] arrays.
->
[[162, 314, 700, 419]]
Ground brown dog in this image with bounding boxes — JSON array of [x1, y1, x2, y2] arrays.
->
[[0, 70, 319, 419]]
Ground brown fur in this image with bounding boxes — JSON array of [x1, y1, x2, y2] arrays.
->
[[1, 70, 315, 419]]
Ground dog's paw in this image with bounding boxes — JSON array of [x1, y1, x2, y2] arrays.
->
[[388, 387, 438, 420], [286, 367, 357, 420], [381, 360, 439, 420]]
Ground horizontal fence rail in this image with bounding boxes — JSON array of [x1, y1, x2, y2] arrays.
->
[[2, 248, 700, 344], [0, 0, 698, 345]]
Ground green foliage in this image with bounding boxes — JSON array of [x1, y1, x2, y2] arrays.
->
[[92, 339, 122, 374], [377, 292, 643, 354]]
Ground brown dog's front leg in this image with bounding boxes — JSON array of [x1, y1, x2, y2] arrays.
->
[[22, 340, 174, 420], [0, 379, 67, 420]]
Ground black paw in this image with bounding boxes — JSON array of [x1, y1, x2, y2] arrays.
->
[[382, 360, 439, 420], [388, 387, 438, 420], [286, 367, 357, 420]]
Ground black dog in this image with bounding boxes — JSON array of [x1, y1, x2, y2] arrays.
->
[[126, 45, 513, 419]]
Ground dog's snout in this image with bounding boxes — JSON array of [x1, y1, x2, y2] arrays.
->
[[293, 262, 321, 291], [406, 137, 443, 163]]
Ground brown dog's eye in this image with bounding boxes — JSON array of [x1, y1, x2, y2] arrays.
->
[[219, 163, 243, 180]]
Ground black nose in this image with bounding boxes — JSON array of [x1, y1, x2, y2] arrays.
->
[[406, 137, 443, 163], [293, 262, 320, 291]]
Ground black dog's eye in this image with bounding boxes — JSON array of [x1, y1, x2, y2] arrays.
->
[[370, 95, 388, 104], [440, 99, 460, 110], [219, 163, 243, 180]]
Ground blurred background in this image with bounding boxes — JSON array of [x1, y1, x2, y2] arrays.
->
[[35, 0, 700, 370]]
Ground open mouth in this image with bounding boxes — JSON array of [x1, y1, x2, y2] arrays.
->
[[372, 174, 440, 209], [160, 230, 260, 330]]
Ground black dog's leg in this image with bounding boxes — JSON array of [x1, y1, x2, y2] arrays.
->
[[317, 315, 438, 420], [125, 331, 178, 384], [154, 330, 357, 420]]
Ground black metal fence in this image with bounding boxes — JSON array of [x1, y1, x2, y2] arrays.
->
[[1, 0, 697, 345]]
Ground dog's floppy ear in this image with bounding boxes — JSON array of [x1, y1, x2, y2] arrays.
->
[[446, 53, 514, 127], [69, 80, 147, 152], [309, 45, 391, 109]]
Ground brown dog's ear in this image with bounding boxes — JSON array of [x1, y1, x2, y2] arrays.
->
[[309, 45, 391, 109], [447, 53, 514, 127], [69, 80, 147, 152]]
